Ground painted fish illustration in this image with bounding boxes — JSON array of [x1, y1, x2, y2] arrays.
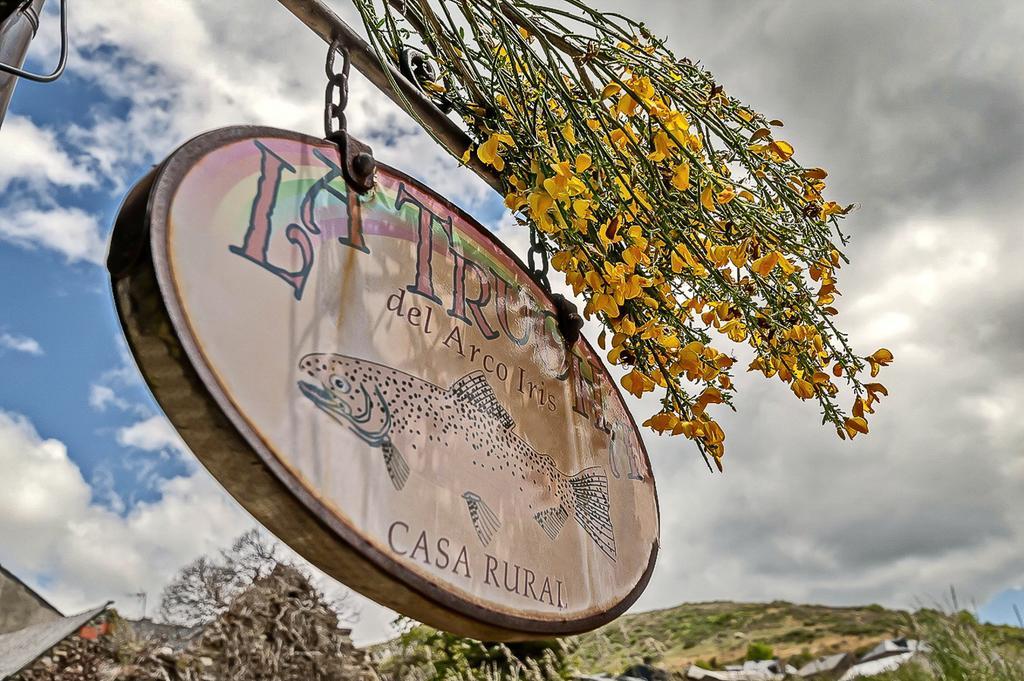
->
[[297, 353, 616, 562]]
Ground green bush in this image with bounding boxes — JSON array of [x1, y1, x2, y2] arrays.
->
[[378, 617, 575, 681], [746, 642, 774, 661]]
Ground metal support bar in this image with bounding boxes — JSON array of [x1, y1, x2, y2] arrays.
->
[[0, 0, 45, 126], [275, 0, 503, 194], [0, 0, 66, 82]]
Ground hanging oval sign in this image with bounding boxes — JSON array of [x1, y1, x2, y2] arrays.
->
[[108, 126, 659, 640]]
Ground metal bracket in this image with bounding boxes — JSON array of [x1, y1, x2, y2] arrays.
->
[[0, 0, 67, 83], [399, 46, 453, 113], [326, 130, 376, 195]]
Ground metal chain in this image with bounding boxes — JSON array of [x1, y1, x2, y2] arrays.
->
[[324, 37, 350, 139], [527, 224, 551, 292]]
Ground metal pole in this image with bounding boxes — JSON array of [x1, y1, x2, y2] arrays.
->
[[0, 0, 45, 127], [275, 0, 503, 194]]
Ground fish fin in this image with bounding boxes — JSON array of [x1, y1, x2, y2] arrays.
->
[[569, 467, 616, 562], [533, 505, 569, 541], [382, 439, 409, 491], [450, 371, 515, 430], [463, 491, 501, 547]]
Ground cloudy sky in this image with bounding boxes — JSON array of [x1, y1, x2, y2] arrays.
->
[[1, 0, 1022, 644]]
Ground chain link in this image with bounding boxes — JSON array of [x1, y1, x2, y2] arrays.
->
[[527, 224, 551, 292], [324, 38, 350, 139]]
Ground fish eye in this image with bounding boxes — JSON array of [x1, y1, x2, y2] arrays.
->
[[330, 375, 351, 394]]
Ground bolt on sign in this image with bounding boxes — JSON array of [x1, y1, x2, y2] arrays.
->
[[108, 126, 659, 640]]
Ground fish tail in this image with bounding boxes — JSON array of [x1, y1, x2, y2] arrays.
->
[[463, 492, 501, 546], [382, 438, 409, 491], [569, 467, 616, 562]]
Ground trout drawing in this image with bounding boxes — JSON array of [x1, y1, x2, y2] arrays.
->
[[297, 353, 616, 562]]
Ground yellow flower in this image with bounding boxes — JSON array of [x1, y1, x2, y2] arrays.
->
[[598, 215, 622, 249], [643, 412, 679, 434], [700, 185, 716, 212], [844, 416, 869, 438], [563, 120, 577, 145], [865, 382, 888, 398], [572, 198, 593, 220], [614, 316, 637, 335], [586, 293, 620, 318], [693, 387, 724, 415], [720, 319, 748, 342], [767, 139, 795, 162], [575, 153, 592, 173], [791, 378, 815, 400], [649, 131, 672, 161], [621, 369, 655, 398], [600, 82, 621, 100], [671, 163, 691, 191], [528, 191, 560, 233], [751, 251, 780, 277], [867, 348, 894, 377], [616, 92, 639, 117], [504, 192, 526, 211], [550, 250, 575, 272], [542, 161, 587, 201], [476, 132, 514, 171], [671, 244, 708, 277]]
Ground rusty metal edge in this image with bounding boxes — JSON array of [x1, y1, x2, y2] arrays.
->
[[108, 124, 659, 640]]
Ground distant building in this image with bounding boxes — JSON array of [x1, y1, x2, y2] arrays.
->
[[797, 652, 854, 678], [838, 652, 917, 680], [837, 638, 930, 680], [0, 563, 112, 680], [122, 618, 201, 651], [686, 662, 784, 681], [857, 637, 928, 663], [724, 659, 791, 675], [0, 604, 110, 680], [0, 564, 61, 635]]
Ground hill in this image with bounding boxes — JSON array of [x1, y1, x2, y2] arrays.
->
[[567, 600, 913, 674], [373, 600, 1024, 679]]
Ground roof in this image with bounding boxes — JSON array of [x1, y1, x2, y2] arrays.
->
[[859, 638, 928, 663], [686, 665, 784, 681], [839, 651, 916, 680], [725, 660, 783, 673], [798, 652, 852, 676], [0, 603, 109, 680]]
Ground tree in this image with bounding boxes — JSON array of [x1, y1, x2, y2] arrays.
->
[[159, 529, 357, 627]]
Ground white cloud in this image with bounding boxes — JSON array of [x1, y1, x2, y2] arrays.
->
[[0, 409, 394, 640], [0, 115, 94, 193], [116, 415, 187, 455], [0, 205, 105, 265], [89, 385, 126, 411], [0, 409, 255, 618], [0, 333, 43, 356]]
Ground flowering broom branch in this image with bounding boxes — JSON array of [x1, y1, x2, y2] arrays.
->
[[351, 0, 893, 471]]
